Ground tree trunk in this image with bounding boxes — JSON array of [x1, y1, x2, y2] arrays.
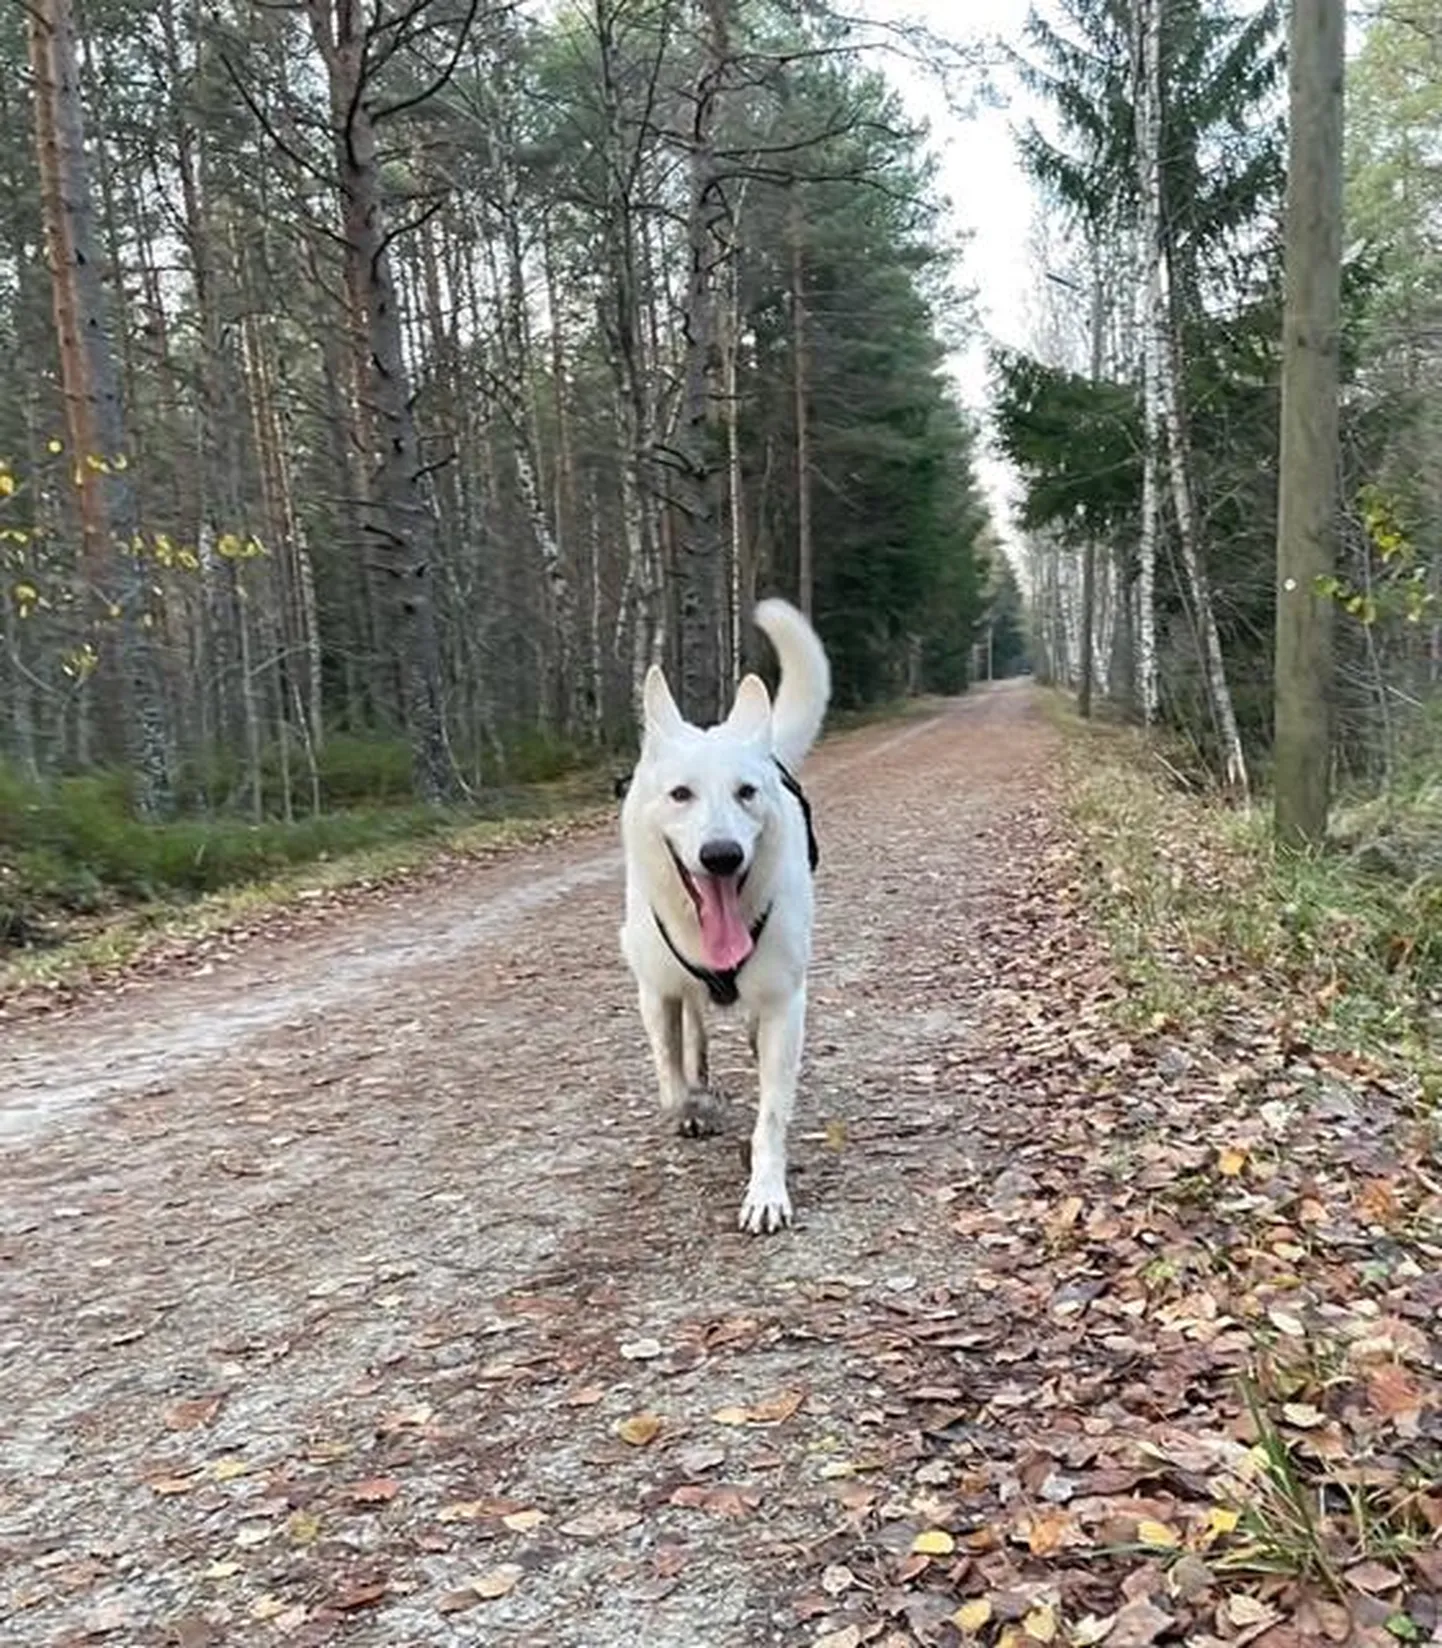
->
[[671, 0, 732, 724], [28, 0, 172, 816], [789, 182, 813, 623], [305, 0, 455, 804], [1274, 0, 1344, 847], [1133, 0, 1162, 727], [1156, 295, 1249, 793]]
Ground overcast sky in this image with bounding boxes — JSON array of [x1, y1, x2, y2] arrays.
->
[[854, 0, 1041, 565]]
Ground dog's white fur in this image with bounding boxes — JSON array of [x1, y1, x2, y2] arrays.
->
[[619, 599, 831, 1233]]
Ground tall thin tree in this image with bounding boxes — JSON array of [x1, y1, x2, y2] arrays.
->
[[1274, 0, 1344, 846]]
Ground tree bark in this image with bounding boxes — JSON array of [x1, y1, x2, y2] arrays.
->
[[789, 181, 813, 623], [1274, 0, 1344, 847], [28, 0, 172, 816], [304, 0, 456, 804], [1133, 0, 1162, 727]]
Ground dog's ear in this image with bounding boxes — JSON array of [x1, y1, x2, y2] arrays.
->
[[724, 672, 772, 743], [642, 664, 685, 742]]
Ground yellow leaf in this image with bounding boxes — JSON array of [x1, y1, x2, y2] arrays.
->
[[471, 1563, 523, 1600], [616, 1412, 663, 1447], [1204, 1506, 1240, 1540], [212, 1457, 253, 1481], [953, 1599, 993, 1635], [250, 1595, 288, 1620], [825, 1118, 848, 1151], [1137, 1518, 1180, 1549], [911, 1528, 955, 1556], [1217, 1144, 1248, 1177], [1023, 1603, 1058, 1643], [711, 1405, 751, 1426], [288, 1511, 321, 1545], [0, 473, 14, 497], [203, 1560, 240, 1580]]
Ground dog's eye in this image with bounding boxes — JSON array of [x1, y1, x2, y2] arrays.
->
[[736, 783, 758, 803], [668, 785, 694, 804]]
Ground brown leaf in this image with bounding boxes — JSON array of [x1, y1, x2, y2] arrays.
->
[[558, 1504, 641, 1538], [1107, 1598, 1173, 1648], [437, 1589, 480, 1615], [163, 1394, 225, 1432], [347, 1477, 400, 1505], [147, 1473, 201, 1496], [331, 1580, 387, 1611], [471, 1564, 523, 1600], [1345, 1560, 1402, 1595], [1366, 1364, 1423, 1425], [565, 1384, 606, 1406]]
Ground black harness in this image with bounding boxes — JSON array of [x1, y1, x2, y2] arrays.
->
[[645, 758, 819, 1007]]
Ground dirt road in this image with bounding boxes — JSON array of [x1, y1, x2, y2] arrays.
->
[[12, 684, 1433, 1648], [1, 684, 1060, 1646]]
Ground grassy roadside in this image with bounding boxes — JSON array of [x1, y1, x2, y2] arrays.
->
[[0, 771, 616, 1004], [1048, 697, 1441, 1094]]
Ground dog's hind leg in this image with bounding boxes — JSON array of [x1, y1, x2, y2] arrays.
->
[[640, 988, 721, 1138], [739, 989, 804, 1234]]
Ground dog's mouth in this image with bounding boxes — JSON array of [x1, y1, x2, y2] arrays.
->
[[667, 845, 753, 971]]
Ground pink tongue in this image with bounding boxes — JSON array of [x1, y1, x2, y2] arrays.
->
[[695, 875, 753, 971]]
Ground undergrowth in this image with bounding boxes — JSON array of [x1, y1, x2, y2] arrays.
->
[[1054, 703, 1441, 1088], [0, 751, 611, 957]]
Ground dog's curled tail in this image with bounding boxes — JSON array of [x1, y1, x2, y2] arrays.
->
[[755, 598, 831, 771]]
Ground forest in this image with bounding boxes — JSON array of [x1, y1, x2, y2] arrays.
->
[[999, 0, 1441, 810], [2, 0, 998, 845]]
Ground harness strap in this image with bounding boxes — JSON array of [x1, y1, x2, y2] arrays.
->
[[653, 905, 772, 1007], [773, 758, 819, 872]]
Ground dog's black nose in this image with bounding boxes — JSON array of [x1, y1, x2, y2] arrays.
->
[[699, 839, 745, 876]]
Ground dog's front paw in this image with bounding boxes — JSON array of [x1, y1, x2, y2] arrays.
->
[[673, 1088, 725, 1137], [738, 1173, 792, 1235]]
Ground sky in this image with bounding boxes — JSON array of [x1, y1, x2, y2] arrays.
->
[[852, 0, 1042, 570]]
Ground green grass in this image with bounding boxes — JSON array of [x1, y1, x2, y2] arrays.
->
[[1050, 697, 1441, 1086]]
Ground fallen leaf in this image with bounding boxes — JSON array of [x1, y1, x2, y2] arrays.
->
[[148, 1473, 200, 1496], [747, 1388, 805, 1423], [712, 1405, 751, 1426], [1108, 1598, 1173, 1648], [1217, 1145, 1248, 1177], [1202, 1505, 1240, 1541], [347, 1477, 400, 1505], [1225, 1594, 1277, 1630], [203, 1561, 241, 1581], [1281, 1402, 1327, 1429], [287, 1511, 321, 1545], [559, 1504, 641, 1538], [565, 1384, 605, 1406], [954, 1598, 993, 1635], [679, 1442, 726, 1474], [911, 1528, 955, 1556], [1267, 1306, 1306, 1338], [1071, 1615, 1116, 1647], [1347, 1560, 1402, 1595], [1368, 1364, 1423, 1425], [437, 1589, 479, 1615], [1024, 1603, 1059, 1643], [821, 1564, 856, 1596], [471, 1564, 523, 1601], [1135, 1518, 1179, 1550], [501, 1508, 547, 1533], [251, 1595, 289, 1621], [163, 1395, 225, 1431], [211, 1456, 252, 1481], [437, 1500, 488, 1522], [332, 1579, 387, 1611], [619, 1336, 662, 1360], [813, 1627, 862, 1648], [616, 1412, 663, 1447]]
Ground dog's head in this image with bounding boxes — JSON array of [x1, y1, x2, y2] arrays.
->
[[625, 665, 782, 971]]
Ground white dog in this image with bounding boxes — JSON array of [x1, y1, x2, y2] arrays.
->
[[619, 599, 831, 1234]]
